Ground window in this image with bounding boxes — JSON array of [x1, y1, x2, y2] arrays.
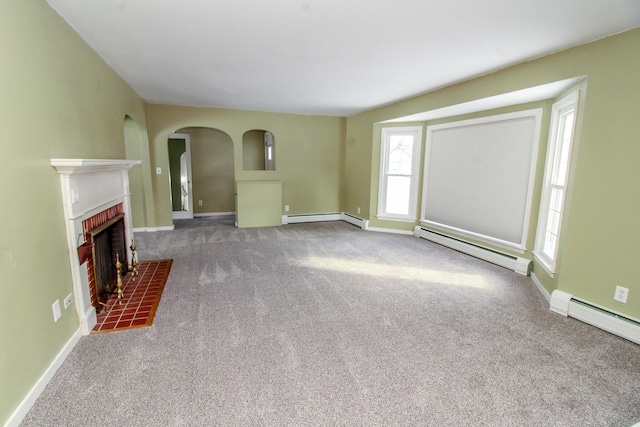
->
[[420, 109, 542, 251], [377, 126, 422, 221], [534, 92, 579, 275]]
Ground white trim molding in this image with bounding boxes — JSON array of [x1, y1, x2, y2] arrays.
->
[[530, 272, 551, 303], [550, 290, 640, 345], [4, 329, 81, 427]]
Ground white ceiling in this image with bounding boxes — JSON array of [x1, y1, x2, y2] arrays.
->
[[46, 0, 640, 117]]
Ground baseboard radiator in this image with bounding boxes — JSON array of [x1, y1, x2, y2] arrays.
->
[[551, 290, 640, 345], [341, 213, 369, 229], [281, 212, 369, 229], [413, 226, 530, 276]]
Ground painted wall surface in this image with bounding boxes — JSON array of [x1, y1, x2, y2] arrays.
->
[[345, 29, 640, 320], [0, 1, 149, 424], [146, 105, 346, 226], [178, 127, 236, 214], [243, 130, 267, 171], [236, 181, 283, 228]]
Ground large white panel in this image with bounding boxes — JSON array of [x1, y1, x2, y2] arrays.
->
[[421, 109, 542, 249]]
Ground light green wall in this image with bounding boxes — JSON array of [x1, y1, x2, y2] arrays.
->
[[146, 104, 346, 225], [0, 1, 149, 424], [346, 29, 640, 319], [179, 127, 236, 214], [236, 181, 283, 228], [125, 116, 148, 228]]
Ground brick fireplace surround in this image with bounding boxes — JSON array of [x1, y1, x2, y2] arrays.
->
[[51, 159, 140, 335]]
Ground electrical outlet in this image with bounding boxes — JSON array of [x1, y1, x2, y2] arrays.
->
[[64, 293, 73, 309], [285, 205, 290, 212], [198, 200, 203, 206], [357, 207, 361, 214], [614, 286, 629, 303], [155, 167, 162, 175], [52, 300, 61, 322]]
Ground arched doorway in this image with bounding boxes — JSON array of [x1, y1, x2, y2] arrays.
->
[[168, 127, 235, 218]]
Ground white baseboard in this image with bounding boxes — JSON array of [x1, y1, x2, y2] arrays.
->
[[194, 212, 235, 217], [283, 213, 342, 225], [414, 226, 531, 275], [550, 290, 640, 345], [530, 272, 551, 303], [4, 329, 81, 427], [132, 225, 175, 233], [79, 306, 97, 336]]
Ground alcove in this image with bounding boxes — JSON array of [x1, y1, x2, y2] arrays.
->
[[242, 130, 275, 170]]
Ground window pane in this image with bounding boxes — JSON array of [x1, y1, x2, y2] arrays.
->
[[553, 111, 575, 185], [549, 187, 563, 212], [385, 175, 411, 215], [387, 135, 414, 175], [547, 209, 561, 235], [543, 230, 557, 259]]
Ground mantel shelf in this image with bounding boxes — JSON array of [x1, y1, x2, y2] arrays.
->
[[51, 158, 141, 176]]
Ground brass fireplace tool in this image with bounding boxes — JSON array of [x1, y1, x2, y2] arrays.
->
[[129, 239, 138, 281], [115, 254, 124, 304]]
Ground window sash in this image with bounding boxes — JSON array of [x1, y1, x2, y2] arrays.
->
[[534, 92, 578, 275], [378, 126, 422, 221]]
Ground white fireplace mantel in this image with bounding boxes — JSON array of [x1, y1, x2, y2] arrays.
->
[[51, 158, 141, 335]]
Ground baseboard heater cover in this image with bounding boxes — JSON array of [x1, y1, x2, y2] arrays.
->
[[414, 226, 531, 275], [341, 213, 369, 230], [550, 290, 640, 345], [282, 213, 342, 225], [281, 212, 369, 229]]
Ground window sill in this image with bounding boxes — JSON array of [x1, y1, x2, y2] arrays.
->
[[376, 215, 417, 223], [533, 251, 556, 278]]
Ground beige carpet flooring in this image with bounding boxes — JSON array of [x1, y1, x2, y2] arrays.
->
[[21, 217, 640, 426]]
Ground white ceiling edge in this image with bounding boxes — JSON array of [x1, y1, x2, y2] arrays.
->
[[380, 77, 585, 124]]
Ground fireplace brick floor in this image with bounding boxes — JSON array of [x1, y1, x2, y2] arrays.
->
[[92, 259, 172, 333]]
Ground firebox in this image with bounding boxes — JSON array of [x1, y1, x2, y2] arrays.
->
[[87, 212, 127, 310]]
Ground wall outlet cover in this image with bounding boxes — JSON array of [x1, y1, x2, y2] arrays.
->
[[64, 293, 73, 309], [614, 285, 629, 303], [52, 300, 62, 322]]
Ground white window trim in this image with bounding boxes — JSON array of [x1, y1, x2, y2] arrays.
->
[[377, 126, 423, 222], [534, 92, 579, 277]]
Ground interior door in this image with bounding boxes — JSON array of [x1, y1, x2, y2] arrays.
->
[[168, 133, 194, 220]]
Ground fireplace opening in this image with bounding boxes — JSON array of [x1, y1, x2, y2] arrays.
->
[[87, 212, 127, 311]]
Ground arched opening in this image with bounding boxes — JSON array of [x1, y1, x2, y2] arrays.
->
[[243, 129, 276, 171], [124, 115, 147, 228], [169, 127, 235, 216]]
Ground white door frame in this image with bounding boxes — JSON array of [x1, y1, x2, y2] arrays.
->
[[169, 133, 194, 220]]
